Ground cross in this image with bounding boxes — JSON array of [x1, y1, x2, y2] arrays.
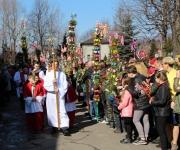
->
[[71, 13, 77, 20]]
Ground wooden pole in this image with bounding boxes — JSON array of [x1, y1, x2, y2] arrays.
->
[[52, 48, 61, 130]]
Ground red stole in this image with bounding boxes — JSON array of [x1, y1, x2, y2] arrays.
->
[[23, 81, 44, 97], [65, 85, 77, 103]]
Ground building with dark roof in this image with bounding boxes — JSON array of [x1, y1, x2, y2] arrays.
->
[[80, 37, 110, 62]]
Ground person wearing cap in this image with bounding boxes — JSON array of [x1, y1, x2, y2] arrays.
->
[[162, 56, 179, 150], [162, 56, 176, 96], [171, 65, 180, 150]]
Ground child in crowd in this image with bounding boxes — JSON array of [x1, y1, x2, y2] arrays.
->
[[118, 75, 134, 144], [23, 73, 44, 133]]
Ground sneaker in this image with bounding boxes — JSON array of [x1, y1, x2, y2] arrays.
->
[[132, 137, 140, 142], [91, 117, 97, 121], [120, 138, 132, 144], [100, 120, 108, 124], [133, 139, 147, 145]]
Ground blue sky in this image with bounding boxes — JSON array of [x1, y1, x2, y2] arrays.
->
[[20, 0, 122, 37]]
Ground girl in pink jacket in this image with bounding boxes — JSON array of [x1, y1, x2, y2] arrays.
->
[[118, 76, 134, 144]]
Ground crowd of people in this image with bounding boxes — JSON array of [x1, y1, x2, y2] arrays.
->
[[0, 56, 180, 150], [75, 56, 180, 150]]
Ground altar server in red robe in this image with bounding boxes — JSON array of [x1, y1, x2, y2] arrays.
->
[[65, 77, 77, 128], [23, 73, 44, 133]]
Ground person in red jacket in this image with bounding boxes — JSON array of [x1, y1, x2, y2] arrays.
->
[[23, 73, 44, 133]]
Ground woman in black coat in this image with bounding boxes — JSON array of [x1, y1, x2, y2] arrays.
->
[[149, 71, 171, 150]]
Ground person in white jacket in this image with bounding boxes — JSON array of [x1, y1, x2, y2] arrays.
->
[[14, 67, 28, 109]]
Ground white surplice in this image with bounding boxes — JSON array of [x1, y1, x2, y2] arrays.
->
[[14, 71, 28, 98], [43, 70, 69, 129], [24, 96, 44, 113]]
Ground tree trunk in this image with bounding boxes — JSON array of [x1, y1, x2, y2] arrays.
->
[[12, 39, 16, 64], [172, 1, 180, 57], [40, 36, 44, 54], [173, 0, 180, 56]]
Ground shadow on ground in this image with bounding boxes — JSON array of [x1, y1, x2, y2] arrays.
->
[[0, 99, 97, 150]]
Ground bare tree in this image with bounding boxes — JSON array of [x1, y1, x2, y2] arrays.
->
[[132, 0, 180, 55], [28, 0, 64, 55], [113, 6, 139, 39], [136, 0, 170, 42], [114, 7, 131, 33], [47, 8, 64, 45], [28, 0, 49, 54], [0, 0, 21, 63], [171, 0, 180, 56]]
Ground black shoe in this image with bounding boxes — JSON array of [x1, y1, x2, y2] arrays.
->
[[81, 103, 87, 107], [51, 127, 58, 134], [120, 138, 132, 144], [62, 129, 71, 136], [84, 112, 90, 116], [151, 137, 160, 144]]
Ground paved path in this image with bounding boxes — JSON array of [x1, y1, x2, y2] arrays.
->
[[0, 98, 160, 150]]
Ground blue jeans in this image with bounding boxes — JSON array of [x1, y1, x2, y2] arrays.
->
[[107, 95, 116, 106], [89, 100, 98, 118]]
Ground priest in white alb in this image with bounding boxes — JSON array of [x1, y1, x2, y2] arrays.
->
[[43, 59, 70, 136]]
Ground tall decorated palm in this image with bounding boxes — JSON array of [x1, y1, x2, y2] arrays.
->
[[93, 23, 108, 121], [107, 33, 121, 95], [65, 14, 77, 76]]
